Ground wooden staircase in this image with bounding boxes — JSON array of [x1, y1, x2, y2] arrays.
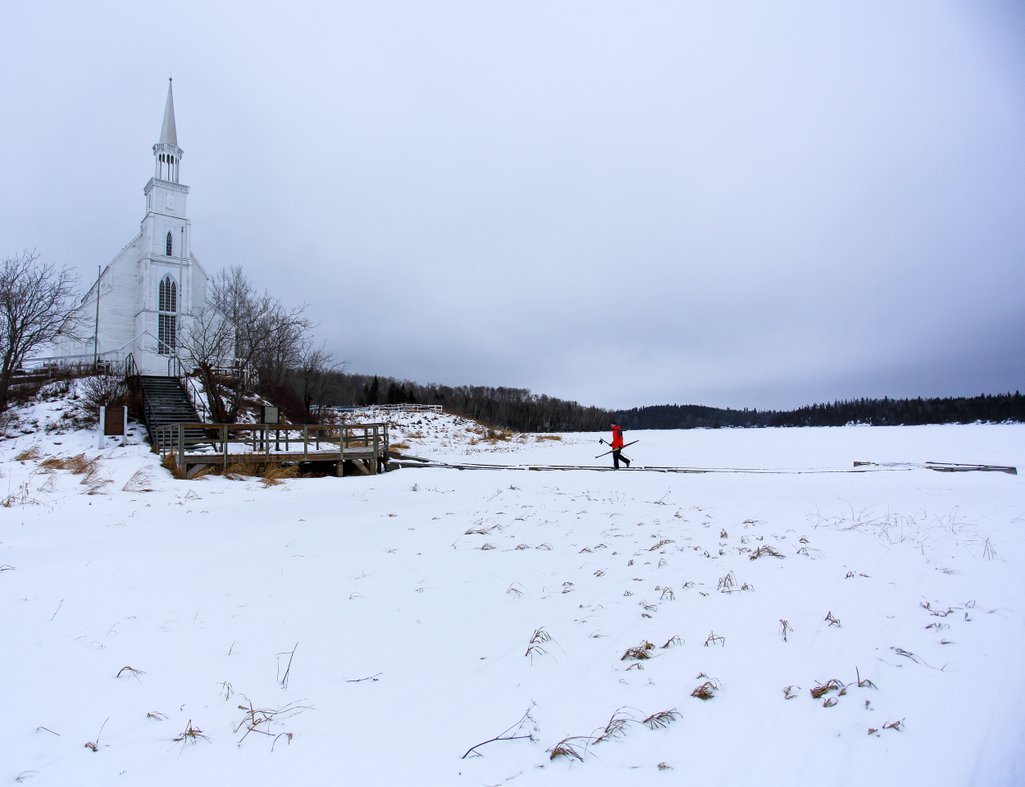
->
[[138, 376, 206, 449]]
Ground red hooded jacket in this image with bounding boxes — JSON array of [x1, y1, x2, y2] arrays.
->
[[611, 424, 624, 449]]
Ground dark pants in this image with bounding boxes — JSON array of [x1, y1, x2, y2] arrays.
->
[[613, 449, 630, 469]]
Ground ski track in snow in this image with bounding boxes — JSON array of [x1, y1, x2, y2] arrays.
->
[[1, 385, 1024, 786]]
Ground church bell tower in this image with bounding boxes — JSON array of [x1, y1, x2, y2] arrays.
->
[[137, 78, 193, 370]]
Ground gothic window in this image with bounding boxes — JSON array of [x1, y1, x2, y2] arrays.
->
[[157, 275, 177, 355], [165, 231, 173, 256]]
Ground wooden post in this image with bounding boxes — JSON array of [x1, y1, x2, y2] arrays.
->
[[371, 427, 380, 475], [338, 427, 345, 476], [221, 425, 228, 469], [98, 406, 105, 449], [177, 424, 185, 477]]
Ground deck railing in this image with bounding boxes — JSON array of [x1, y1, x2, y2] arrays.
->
[[324, 404, 443, 415], [155, 421, 390, 474], [15, 351, 125, 380]]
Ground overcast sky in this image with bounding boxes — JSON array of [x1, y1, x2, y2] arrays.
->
[[2, 1, 1023, 410]]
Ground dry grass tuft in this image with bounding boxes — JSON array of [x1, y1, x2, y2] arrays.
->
[[122, 468, 156, 493], [470, 428, 516, 445], [534, 434, 562, 442], [809, 679, 846, 700], [691, 678, 720, 701], [548, 736, 589, 762], [116, 665, 146, 680], [621, 640, 655, 660], [15, 447, 41, 462], [39, 453, 96, 474], [750, 545, 784, 560], [824, 611, 842, 627], [260, 464, 298, 486], [525, 627, 552, 662], [643, 709, 681, 729], [594, 708, 634, 743], [160, 453, 185, 479]]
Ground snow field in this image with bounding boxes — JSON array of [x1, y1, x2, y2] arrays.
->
[[1, 394, 1023, 785]]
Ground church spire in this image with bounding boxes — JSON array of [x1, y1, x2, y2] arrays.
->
[[159, 78, 178, 148], [152, 78, 183, 183]]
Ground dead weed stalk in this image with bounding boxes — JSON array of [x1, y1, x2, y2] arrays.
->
[[461, 704, 538, 759], [173, 719, 209, 745], [83, 718, 108, 752], [234, 697, 311, 748]]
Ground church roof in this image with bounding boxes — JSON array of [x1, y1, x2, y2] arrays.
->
[[159, 78, 178, 148]]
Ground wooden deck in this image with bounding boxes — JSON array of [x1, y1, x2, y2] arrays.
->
[[155, 422, 390, 479]]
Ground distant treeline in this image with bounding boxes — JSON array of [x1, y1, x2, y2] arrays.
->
[[613, 393, 1025, 430], [278, 369, 1024, 432]]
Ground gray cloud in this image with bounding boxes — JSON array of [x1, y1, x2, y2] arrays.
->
[[2, 1, 1022, 410]]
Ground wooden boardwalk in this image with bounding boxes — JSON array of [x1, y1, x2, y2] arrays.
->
[[155, 422, 390, 478]]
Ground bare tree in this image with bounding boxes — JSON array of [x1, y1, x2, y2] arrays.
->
[[176, 303, 234, 422], [178, 267, 312, 422], [0, 251, 79, 412], [296, 340, 339, 420]]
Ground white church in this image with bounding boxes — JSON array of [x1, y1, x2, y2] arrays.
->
[[55, 79, 220, 377]]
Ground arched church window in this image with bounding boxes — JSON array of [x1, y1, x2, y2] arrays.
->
[[165, 231, 173, 256], [157, 275, 177, 355]]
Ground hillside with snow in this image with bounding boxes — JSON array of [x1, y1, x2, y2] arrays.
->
[[1, 382, 1024, 786]]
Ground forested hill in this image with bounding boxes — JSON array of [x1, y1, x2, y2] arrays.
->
[[288, 370, 1023, 432], [293, 371, 609, 432]]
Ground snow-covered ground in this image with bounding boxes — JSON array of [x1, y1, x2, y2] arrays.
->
[[2, 387, 1024, 786]]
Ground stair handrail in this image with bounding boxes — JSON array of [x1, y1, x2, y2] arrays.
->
[[168, 355, 209, 422]]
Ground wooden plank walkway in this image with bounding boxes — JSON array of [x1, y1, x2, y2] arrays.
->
[[392, 456, 1018, 475]]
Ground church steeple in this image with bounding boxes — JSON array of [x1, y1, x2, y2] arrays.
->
[[153, 78, 183, 183]]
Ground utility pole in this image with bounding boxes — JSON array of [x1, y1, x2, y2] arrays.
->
[[93, 265, 101, 365]]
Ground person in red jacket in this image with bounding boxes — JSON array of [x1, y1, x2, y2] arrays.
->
[[610, 423, 630, 469]]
